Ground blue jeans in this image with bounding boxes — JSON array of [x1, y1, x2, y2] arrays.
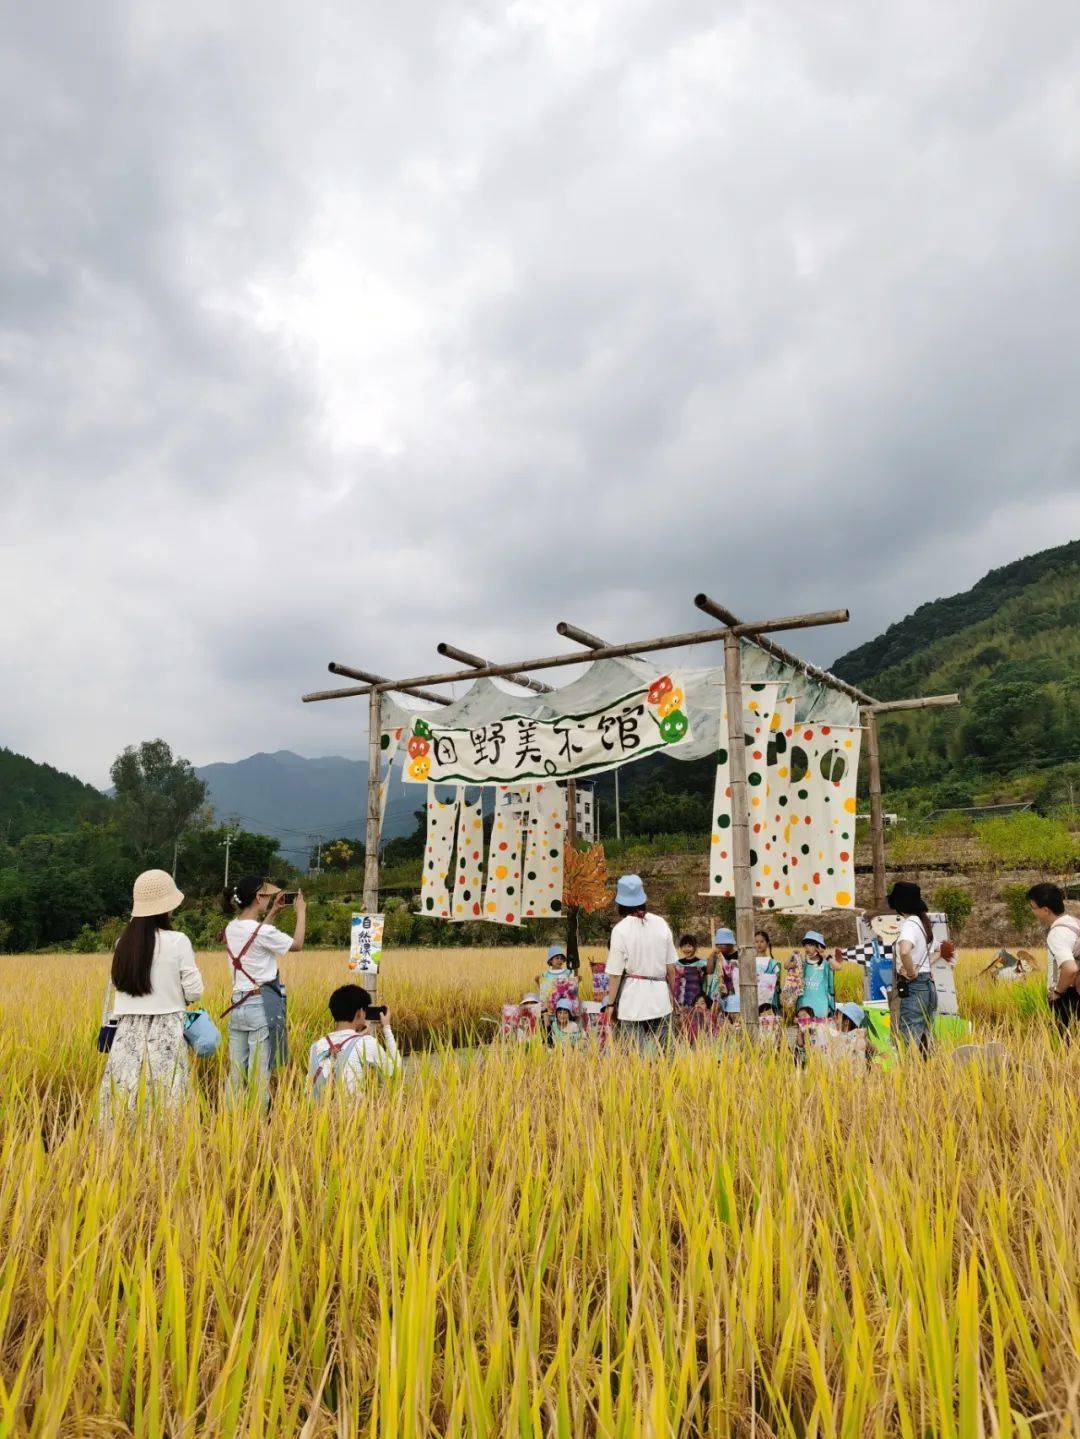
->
[[228, 992, 271, 1106], [897, 975, 937, 1055]]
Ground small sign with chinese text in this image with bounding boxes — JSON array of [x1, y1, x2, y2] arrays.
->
[[349, 913, 384, 973]]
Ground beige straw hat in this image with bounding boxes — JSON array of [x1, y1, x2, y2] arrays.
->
[[131, 869, 184, 918]]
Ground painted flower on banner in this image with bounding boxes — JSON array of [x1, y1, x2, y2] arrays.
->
[[408, 756, 431, 781], [647, 676, 673, 705], [407, 736, 430, 759]]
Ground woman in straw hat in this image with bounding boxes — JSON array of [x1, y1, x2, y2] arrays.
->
[[98, 869, 205, 1124]]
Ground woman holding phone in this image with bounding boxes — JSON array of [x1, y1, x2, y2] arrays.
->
[[222, 875, 306, 1107]]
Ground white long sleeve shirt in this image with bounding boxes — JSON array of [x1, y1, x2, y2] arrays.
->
[[112, 931, 204, 1014], [1047, 917, 1080, 997], [308, 1027, 402, 1094]]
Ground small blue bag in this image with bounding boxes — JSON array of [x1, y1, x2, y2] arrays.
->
[[183, 1008, 221, 1057]]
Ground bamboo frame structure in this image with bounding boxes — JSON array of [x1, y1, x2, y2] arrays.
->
[[303, 594, 961, 1032]]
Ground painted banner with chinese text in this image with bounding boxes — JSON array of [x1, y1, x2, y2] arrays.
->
[[401, 675, 692, 785]]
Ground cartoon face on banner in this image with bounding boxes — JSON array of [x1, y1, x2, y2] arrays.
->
[[402, 675, 693, 786]]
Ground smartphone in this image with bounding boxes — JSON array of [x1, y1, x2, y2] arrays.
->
[[365, 1004, 387, 1020], [278, 892, 298, 905]]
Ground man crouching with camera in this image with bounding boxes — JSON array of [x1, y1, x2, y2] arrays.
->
[[309, 983, 401, 1097]]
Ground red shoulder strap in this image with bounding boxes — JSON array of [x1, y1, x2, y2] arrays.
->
[[225, 922, 265, 987]]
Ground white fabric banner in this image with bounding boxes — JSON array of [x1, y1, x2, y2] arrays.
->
[[401, 673, 693, 786], [521, 783, 566, 919], [418, 787, 459, 919], [451, 792, 486, 921], [707, 684, 781, 898], [483, 787, 528, 926]]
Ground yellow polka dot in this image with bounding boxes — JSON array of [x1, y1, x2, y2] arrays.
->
[[835, 891, 852, 906], [844, 740, 852, 749], [711, 833, 719, 844], [778, 766, 788, 779], [495, 865, 508, 880], [770, 713, 781, 731], [751, 796, 760, 807], [843, 797, 857, 814], [763, 865, 771, 875], [486, 902, 496, 913]]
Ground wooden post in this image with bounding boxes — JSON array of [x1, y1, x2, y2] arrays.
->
[[565, 779, 579, 967], [864, 710, 887, 910], [363, 688, 382, 1001], [723, 632, 759, 1033]]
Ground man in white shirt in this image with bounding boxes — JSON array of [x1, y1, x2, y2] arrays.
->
[[309, 985, 402, 1096], [604, 874, 677, 1052], [1027, 883, 1080, 1036]]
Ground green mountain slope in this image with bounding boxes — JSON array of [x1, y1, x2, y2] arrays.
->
[[831, 541, 1080, 802], [0, 747, 108, 843]]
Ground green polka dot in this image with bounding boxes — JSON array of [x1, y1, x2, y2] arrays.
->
[[717, 814, 731, 829]]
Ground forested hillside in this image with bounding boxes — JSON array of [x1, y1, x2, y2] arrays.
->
[[831, 541, 1080, 805], [0, 747, 107, 842]]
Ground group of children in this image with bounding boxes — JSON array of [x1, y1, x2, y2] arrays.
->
[[504, 926, 874, 1052]]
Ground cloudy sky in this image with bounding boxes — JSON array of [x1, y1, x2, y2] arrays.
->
[[4, 0, 1080, 787]]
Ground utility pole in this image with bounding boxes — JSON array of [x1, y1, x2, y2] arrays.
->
[[171, 834, 181, 881], [222, 819, 241, 890], [614, 768, 621, 841]]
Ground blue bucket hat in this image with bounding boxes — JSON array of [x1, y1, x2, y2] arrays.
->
[[554, 997, 575, 1013], [714, 927, 736, 946], [836, 1002, 866, 1029], [803, 930, 826, 947], [547, 941, 567, 961], [723, 993, 741, 1013], [615, 874, 647, 908]]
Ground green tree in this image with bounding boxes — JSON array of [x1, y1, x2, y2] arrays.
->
[[110, 740, 208, 868], [931, 883, 973, 936]]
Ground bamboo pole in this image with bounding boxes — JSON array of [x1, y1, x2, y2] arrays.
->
[[317, 609, 850, 698], [866, 694, 960, 714], [436, 642, 553, 694], [330, 665, 452, 706], [865, 711, 887, 910], [723, 630, 759, 1033], [555, 622, 606, 649], [695, 593, 875, 705], [363, 689, 382, 1001]]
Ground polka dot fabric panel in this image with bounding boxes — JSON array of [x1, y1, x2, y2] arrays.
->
[[483, 786, 528, 926], [782, 724, 861, 912], [452, 791, 486, 921], [707, 685, 780, 899], [419, 786, 459, 919], [521, 783, 566, 919]]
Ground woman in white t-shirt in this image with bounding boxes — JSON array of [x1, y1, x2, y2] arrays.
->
[[888, 881, 937, 1055], [603, 874, 677, 1053], [99, 869, 205, 1125], [223, 874, 306, 1106]]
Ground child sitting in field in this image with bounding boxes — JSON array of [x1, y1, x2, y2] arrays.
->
[[551, 997, 583, 1047], [517, 993, 544, 1040], [682, 991, 715, 1043], [537, 943, 579, 1013], [309, 984, 401, 1097]]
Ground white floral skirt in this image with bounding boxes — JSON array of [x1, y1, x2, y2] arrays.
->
[[98, 1013, 190, 1125]]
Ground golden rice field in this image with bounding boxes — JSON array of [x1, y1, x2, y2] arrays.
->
[[0, 946, 1077, 1437]]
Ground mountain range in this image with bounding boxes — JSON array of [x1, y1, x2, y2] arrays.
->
[[3, 538, 1079, 849], [193, 751, 422, 861]]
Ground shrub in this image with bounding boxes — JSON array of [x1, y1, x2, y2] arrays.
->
[[999, 883, 1039, 939], [978, 813, 1076, 870], [931, 884, 973, 936]]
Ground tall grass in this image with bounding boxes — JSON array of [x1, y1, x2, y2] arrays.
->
[[0, 950, 1075, 1435]]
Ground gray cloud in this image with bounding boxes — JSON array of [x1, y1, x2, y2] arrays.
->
[[2, 0, 1079, 785]]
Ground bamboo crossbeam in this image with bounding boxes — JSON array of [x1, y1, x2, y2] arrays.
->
[[324, 665, 452, 706], [318, 610, 850, 698], [866, 694, 960, 715], [695, 594, 876, 705], [436, 642, 552, 694], [555, 622, 606, 650], [303, 683, 377, 702]]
